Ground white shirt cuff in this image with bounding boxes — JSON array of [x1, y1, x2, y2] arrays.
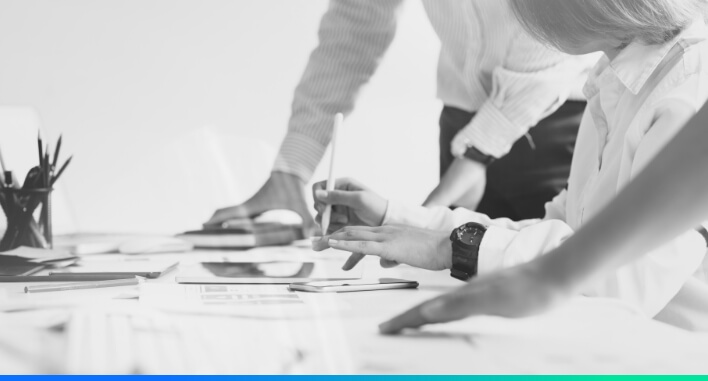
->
[[451, 101, 527, 159]]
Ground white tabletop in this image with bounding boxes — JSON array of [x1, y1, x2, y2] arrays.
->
[[1, 238, 707, 374]]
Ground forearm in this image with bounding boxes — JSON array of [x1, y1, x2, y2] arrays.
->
[[452, 43, 592, 158], [273, 0, 403, 181], [384, 200, 540, 231]]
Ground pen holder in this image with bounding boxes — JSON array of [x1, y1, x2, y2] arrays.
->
[[0, 187, 53, 251]]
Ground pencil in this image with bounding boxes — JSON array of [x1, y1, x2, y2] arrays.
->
[[44, 146, 50, 187], [51, 155, 72, 186], [37, 131, 44, 167], [321, 113, 343, 235], [0, 143, 6, 173], [52, 135, 62, 169]]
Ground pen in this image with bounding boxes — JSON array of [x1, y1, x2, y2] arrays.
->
[[321, 113, 343, 236], [24, 276, 141, 293]]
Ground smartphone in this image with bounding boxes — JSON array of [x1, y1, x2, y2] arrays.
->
[[288, 278, 418, 293]]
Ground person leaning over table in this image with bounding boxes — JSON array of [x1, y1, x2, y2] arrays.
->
[[312, 0, 708, 331], [205, 0, 596, 234], [382, 94, 708, 334]]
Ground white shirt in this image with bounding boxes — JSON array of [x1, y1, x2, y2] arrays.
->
[[273, 0, 595, 181], [383, 20, 708, 330]]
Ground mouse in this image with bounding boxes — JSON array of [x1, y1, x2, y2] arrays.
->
[[118, 237, 194, 255]]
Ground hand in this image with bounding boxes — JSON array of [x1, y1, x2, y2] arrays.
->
[[312, 178, 388, 234], [204, 171, 316, 235], [312, 225, 452, 271], [378, 257, 570, 334], [423, 158, 486, 209]]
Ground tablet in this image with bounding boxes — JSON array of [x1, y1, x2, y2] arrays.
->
[[176, 261, 361, 284], [289, 278, 419, 293]]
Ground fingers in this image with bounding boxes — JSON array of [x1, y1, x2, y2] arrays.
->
[[310, 236, 331, 251], [310, 226, 382, 252], [342, 253, 365, 271], [329, 227, 383, 242], [378, 302, 431, 335], [204, 205, 251, 227], [328, 239, 383, 256], [379, 258, 399, 268], [379, 286, 487, 334], [314, 189, 364, 209]]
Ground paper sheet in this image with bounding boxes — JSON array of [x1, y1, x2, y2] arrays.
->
[[139, 283, 349, 319]]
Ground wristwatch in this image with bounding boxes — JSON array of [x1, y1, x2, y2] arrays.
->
[[463, 145, 496, 166], [450, 222, 487, 281]]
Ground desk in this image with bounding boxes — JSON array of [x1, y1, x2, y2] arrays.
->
[[1, 236, 708, 374]]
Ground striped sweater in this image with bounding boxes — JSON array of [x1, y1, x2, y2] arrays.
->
[[273, 0, 596, 181]]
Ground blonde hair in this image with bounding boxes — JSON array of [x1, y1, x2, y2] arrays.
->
[[509, 0, 707, 49]]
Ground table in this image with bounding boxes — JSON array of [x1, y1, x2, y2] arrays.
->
[[1, 236, 708, 374]]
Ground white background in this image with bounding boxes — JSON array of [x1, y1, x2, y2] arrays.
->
[[0, 0, 441, 234]]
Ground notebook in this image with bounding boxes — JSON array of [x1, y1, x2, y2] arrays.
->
[[177, 222, 303, 249]]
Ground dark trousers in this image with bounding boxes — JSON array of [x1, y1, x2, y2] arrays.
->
[[439, 101, 585, 220]]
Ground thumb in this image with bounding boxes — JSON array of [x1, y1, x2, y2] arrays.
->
[[315, 189, 363, 209]]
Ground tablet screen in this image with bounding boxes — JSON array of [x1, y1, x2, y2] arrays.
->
[[200, 262, 314, 278]]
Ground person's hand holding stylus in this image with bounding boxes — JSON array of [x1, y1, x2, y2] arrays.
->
[[312, 177, 389, 270]]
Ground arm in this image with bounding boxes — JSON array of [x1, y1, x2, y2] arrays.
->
[[453, 100, 705, 312], [385, 190, 570, 231], [206, 0, 403, 230], [425, 26, 594, 208], [273, 0, 404, 181], [450, 29, 589, 159], [380, 98, 708, 333]]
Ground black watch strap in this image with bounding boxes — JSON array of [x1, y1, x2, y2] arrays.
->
[[463, 145, 496, 166], [450, 241, 479, 281]]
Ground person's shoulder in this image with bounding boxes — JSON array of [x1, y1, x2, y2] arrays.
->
[[647, 42, 708, 111]]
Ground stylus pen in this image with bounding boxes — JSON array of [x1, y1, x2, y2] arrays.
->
[[24, 276, 142, 293], [321, 113, 343, 236]]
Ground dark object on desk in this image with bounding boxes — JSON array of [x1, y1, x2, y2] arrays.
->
[[49, 260, 179, 279], [0, 246, 77, 277], [0, 263, 45, 276], [0, 134, 72, 251], [201, 261, 314, 278], [289, 278, 419, 293], [177, 260, 360, 284], [0, 274, 136, 282], [177, 222, 303, 249]]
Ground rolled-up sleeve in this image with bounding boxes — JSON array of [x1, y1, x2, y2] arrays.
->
[[273, 0, 404, 181], [451, 31, 593, 158]]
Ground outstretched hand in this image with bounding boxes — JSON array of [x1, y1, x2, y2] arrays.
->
[[378, 257, 569, 334]]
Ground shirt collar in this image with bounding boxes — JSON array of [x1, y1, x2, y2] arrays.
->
[[609, 18, 706, 95]]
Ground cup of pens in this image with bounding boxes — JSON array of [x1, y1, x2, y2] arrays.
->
[[0, 134, 72, 251]]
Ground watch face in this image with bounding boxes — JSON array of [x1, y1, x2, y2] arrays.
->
[[452, 223, 486, 246], [456, 225, 477, 245]]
